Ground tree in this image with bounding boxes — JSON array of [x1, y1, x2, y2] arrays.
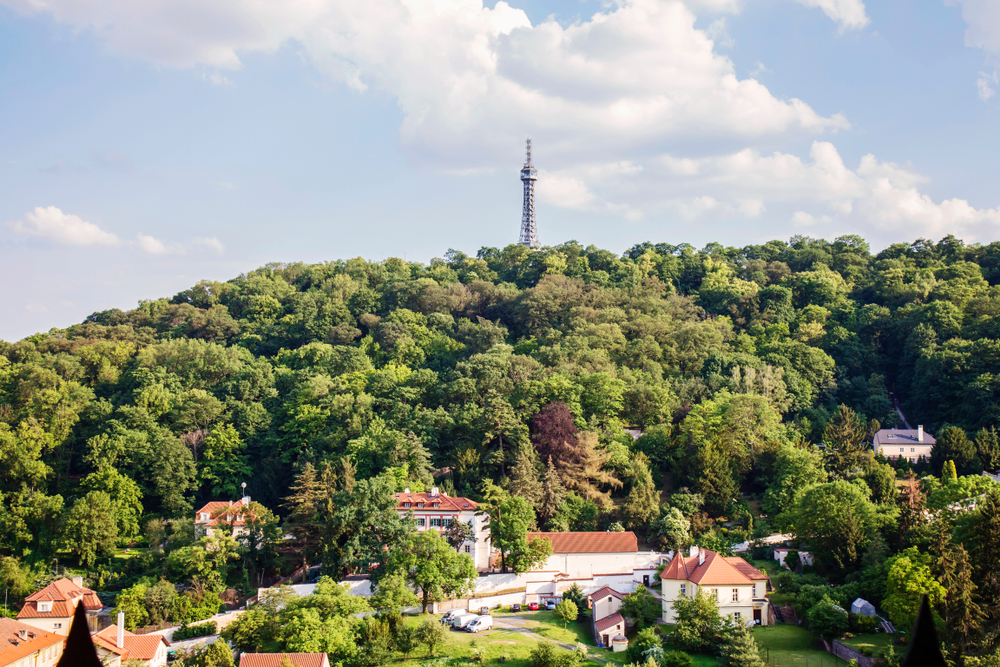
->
[[650, 507, 691, 553], [65, 491, 119, 567], [933, 426, 980, 475], [480, 482, 552, 573], [970, 486, 1000, 652], [931, 527, 983, 656], [974, 426, 1000, 471], [221, 608, 269, 652], [883, 547, 946, 631], [823, 405, 873, 478], [530, 403, 620, 502], [81, 467, 143, 542], [720, 624, 765, 667], [282, 462, 322, 583], [414, 615, 446, 656], [762, 444, 828, 517], [200, 424, 251, 498], [537, 456, 566, 526], [393, 624, 419, 660], [621, 587, 660, 631], [563, 583, 586, 616], [509, 442, 543, 505], [554, 598, 579, 628], [942, 460, 958, 484], [114, 583, 150, 631], [806, 596, 848, 640], [672, 589, 725, 653], [622, 458, 660, 530], [370, 571, 418, 630], [444, 519, 474, 551], [381, 529, 476, 613]]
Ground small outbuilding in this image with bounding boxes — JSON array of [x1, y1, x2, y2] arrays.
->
[[851, 598, 876, 616], [611, 635, 629, 652]]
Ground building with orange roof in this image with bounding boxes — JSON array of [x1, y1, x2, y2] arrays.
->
[[195, 495, 256, 539], [393, 487, 490, 569], [238, 653, 330, 667], [660, 546, 772, 626], [0, 618, 65, 667], [91, 614, 170, 667], [16, 577, 103, 637]]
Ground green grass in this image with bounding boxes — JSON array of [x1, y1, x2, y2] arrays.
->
[[753, 625, 847, 667], [513, 610, 594, 646], [840, 633, 894, 654]]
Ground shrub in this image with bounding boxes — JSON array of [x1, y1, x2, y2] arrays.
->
[[173, 620, 217, 640]]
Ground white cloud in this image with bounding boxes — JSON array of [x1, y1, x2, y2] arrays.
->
[[1, 0, 847, 171], [978, 70, 998, 100], [945, 0, 1000, 99], [790, 0, 869, 30], [706, 17, 734, 48], [202, 72, 233, 86], [193, 237, 226, 253], [136, 234, 172, 254], [7, 206, 122, 246]]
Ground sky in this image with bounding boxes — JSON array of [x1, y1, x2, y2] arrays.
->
[[1, 0, 1000, 341]]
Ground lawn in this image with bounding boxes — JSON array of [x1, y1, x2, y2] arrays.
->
[[840, 632, 896, 655], [753, 625, 847, 667]]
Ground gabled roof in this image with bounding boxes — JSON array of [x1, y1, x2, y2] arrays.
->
[[93, 625, 170, 660], [659, 549, 766, 586], [873, 429, 936, 446], [393, 492, 477, 512], [195, 499, 250, 526], [524, 532, 638, 554], [17, 578, 102, 619], [239, 654, 330, 667], [589, 586, 624, 601], [594, 612, 625, 633], [0, 618, 64, 665]]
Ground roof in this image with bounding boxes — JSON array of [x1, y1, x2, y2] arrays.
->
[[93, 625, 170, 660], [195, 499, 250, 526], [0, 618, 64, 666], [393, 492, 477, 512], [659, 549, 766, 586], [524, 532, 638, 554], [589, 586, 624, 601], [594, 612, 625, 633], [17, 578, 102, 619], [239, 654, 330, 667], [873, 429, 936, 446]]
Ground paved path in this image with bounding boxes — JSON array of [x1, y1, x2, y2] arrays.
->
[[491, 616, 613, 664]]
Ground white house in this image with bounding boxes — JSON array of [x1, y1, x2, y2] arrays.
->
[[195, 496, 254, 539], [16, 578, 103, 637], [660, 546, 772, 627], [773, 548, 813, 569], [872, 427, 934, 462], [0, 618, 65, 667], [588, 585, 628, 651], [92, 614, 171, 667], [392, 487, 491, 570]]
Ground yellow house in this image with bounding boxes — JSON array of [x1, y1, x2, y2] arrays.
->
[[660, 546, 772, 626]]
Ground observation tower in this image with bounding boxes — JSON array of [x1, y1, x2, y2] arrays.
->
[[518, 138, 539, 248]]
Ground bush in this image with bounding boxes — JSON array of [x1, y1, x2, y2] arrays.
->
[[173, 620, 217, 640], [848, 613, 878, 633]]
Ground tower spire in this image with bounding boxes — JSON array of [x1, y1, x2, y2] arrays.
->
[[518, 138, 539, 248]]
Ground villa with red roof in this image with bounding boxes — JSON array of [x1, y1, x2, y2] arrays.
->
[[195, 496, 254, 539], [660, 546, 772, 626], [16, 577, 103, 637], [0, 618, 64, 667], [393, 487, 491, 569], [92, 616, 171, 667]]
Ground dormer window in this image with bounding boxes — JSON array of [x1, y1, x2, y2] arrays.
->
[[38, 601, 52, 613], [201, 513, 209, 521], [433, 503, 439, 508], [417, 503, 424, 508], [404, 503, 411, 508]]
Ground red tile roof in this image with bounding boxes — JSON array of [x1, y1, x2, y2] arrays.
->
[[594, 612, 625, 633], [195, 499, 250, 527], [659, 549, 766, 586], [93, 625, 170, 660], [589, 586, 624, 601], [17, 578, 102, 619], [239, 654, 330, 667], [525, 532, 638, 554], [393, 492, 477, 512], [0, 618, 64, 666]]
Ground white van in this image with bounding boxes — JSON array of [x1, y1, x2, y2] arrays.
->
[[467, 616, 493, 633], [441, 610, 462, 625], [452, 613, 479, 630]]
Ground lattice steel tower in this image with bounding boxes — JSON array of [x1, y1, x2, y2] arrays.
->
[[518, 138, 539, 248]]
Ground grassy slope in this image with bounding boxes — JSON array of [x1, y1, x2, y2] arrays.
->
[[752, 625, 847, 666]]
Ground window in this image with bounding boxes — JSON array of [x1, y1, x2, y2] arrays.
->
[[444, 519, 453, 527], [732, 588, 739, 602], [679, 584, 686, 597], [416, 518, 425, 527], [900, 448, 904, 452], [713, 589, 718, 601], [53, 624, 61, 629], [417, 503, 424, 508], [38, 601, 51, 613], [431, 518, 443, 527], [733, 612, 741, 622], [201, 513, 209, 521], [433, 502, 440, 508], [911, 448, 915, 452], [404, 502, 410, 508], [465, 545, 471, 553]]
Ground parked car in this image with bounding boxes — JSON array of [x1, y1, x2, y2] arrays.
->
[[467, 615, 494, 633], [510, 603, 522, 612], [545, 601, 556, 610], [453, 613, 479, 630], [479, 606, 491, 616], [528, 602, 539, 611], [441, 610, 462, 625]]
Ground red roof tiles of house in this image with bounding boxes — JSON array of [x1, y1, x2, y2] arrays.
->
[[594, 612, 625, 634], [589, 586, 624, 601], [17, 578, 102, 619], [660, 549, 766, 586], [239, 654, 331, 667], [0, 618, 64, 666], [392, 491, 477, 512], [195, 499, 250, 527], [525, 532, 638, 554], [93, 625, 170, 660]]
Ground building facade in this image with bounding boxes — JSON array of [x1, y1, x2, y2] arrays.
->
[[16, 578, 103, 637], [872, 427, 935, 462], [0, 619, 64, 667], [660, 546, 771, 626], [392, 488, 491, 570], [195, 496, 253, 539], [92, 616, 170, 667]]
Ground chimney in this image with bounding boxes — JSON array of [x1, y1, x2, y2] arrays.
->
[[18, 629, 27, 640], [117, 612, 125, 649], [918, 425, 924, 443], [242, 495, 251, 505], [689, 545, 699, 559], [71, 576, 83, 587], [404, 488, 410, 494], [431, 487, 439, 497], [700, 550, 706, 566]]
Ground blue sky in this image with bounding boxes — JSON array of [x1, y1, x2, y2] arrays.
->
[[1, 0, 999, 341]]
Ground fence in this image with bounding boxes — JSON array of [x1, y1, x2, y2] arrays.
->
[[831, 639, 878, 667]]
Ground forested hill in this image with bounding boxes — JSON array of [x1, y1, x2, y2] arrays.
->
[[4, 234, 1000, 558]]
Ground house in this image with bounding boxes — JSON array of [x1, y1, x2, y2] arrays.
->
[[523, 531, 653, 581], [16, 578, 103, 636], [660, 546, 772, 627], [772, 548, 813, 569], [91, 614, 170, 667], [0, 618, 64, 667], [851, 598, 876, 617], [872, 427, 935, 462], [393, 487, 491, 570], [587, 585, 627, 651], [239, 654, 331, 667], [195, 496, 255, 539]]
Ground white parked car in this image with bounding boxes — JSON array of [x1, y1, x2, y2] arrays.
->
[[452, 613, 479, 630], [467, 615, 493, 633]]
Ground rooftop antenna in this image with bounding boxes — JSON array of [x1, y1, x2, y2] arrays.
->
[[518, 138, 539, 248]]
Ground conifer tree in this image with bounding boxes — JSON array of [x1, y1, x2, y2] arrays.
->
[[970, 486, 1000, 652], [509, 442, 543, 505], [720, 624, 766, 667], [622, 458, 660, 530], [536, 456, 565, 525], [942, 459, 958, 484], [975, 426, 1000, 471], [283, 462, 322, 582]]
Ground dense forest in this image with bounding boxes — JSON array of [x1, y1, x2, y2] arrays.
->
[[3, 235, 1000, 661]]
